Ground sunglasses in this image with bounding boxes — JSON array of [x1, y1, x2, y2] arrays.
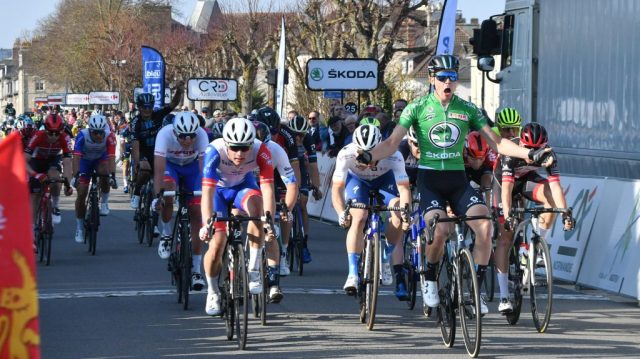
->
[[176, 132, 196, 140], [410, 140, 419, 147], [90, 129, 105, 136], [435, 71, 458, 82], [46, 131, 61, 136], [228, 145, 251, 152]]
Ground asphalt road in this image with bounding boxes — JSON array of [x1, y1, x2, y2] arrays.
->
[[37, 188, 640, 358]]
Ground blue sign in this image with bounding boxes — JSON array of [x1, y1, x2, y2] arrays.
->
[[141, 46, 165, 109], [323, 90, 343, 99]]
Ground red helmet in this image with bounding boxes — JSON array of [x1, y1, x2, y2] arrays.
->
[[44, 114, 64, 131], [465, 131, 488, 159], [520, 123, 548, 148]]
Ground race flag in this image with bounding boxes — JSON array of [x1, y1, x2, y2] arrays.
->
[[141, 46, 166, 110], [436, 0, 458, 55], [275, 16, 286, 119], [0, 132, 41, 359]]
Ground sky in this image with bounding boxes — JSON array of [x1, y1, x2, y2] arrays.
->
[[0, 0, 506, 49]]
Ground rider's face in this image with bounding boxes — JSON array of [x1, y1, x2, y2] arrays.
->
[[430, 71, 458, 102]]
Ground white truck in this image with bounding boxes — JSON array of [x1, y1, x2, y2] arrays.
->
[[475, 0, 639, 179]]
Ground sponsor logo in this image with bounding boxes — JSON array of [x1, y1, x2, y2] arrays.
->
[[310, 68, 323, 81], [424, 151, 461, 159], [431, 200, 439, 207], [448, 112, 468, 121], [144, 61, 163, 79], [328, 69, 376, 79], [353, 185, 359, 194], [429, 123, 461, 148]]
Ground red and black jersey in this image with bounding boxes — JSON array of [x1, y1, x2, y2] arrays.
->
[[24, 130, 73, 159]]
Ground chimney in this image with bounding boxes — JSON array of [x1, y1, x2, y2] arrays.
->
[[470, 18, 479, 25]]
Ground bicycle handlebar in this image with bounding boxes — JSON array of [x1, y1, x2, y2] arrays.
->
[[511, 207, 572, 216], [205, 211, 273, 238], [162, 190, 202, 197], [426, 213, 493, 244], [345, 199, 406, 213]]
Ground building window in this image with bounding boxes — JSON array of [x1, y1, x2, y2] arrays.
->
[[35, 79, 45, 92]]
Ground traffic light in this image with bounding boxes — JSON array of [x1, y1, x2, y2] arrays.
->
[[266, 69, 289, 85], [470, 19, 501, 56]]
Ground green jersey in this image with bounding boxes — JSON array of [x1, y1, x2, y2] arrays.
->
[[398, 93, 488, 171]]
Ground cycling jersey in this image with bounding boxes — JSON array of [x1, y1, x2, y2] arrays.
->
[[25, 130, 73, 159], [398, 93, 487, 171], [463, 155, 493, 188], [398, 139, 419, 186], [496, 139, 560, 184], [130, 107, 173, 160], [202, 138, 274, 188], [272, 125, 299, 163], [153, 126, 209, 166], [333, 143, 409, 185], [73, 128, 116, 161], [265, 140, 296, 187]]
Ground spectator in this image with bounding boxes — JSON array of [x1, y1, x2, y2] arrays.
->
[[181, 105, 189, 111], [327, 116, 349, 157], [377, 112, 395, 140], [393, 108, 403, 123], [393, 98, 408, 113], [201, 107, 214, 128], [286, 110, 298, 125], [307, 110, 327, 152], [344, 115, 358, 145], [213, 109, 224, 123]]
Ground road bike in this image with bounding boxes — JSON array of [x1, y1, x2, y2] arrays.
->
[[505, 205, 572, 333], [206, 207, 273, 350], [84, 172, 109, 256], [344, 190, 406, 330], [429, 212, 492, 358], [34, 176, 69, 265], [163, 189, 201, 311], [287, 202, 305, 276], [134, 173, 156, 247]]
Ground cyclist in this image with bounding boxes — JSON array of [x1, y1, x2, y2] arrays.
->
[[24, 114, 74, 227], [254, 121, 298, 302], [288, 114, 323, 264], [391, 126, 421, 300], [198, 117, 276, 316], [464, 131, 495, 204], [211, 121, 224, 140], [130, 83, 184, 210], [71, 114, 118, 242], [152, 112, 209, 291], [495, 122, 575, 313], [116, 113, 133, 193], [355, 54, 556, 314], [16, 116, 38, 149], [331, 125, 411, 295]]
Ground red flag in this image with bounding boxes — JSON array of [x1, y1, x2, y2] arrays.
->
[[0, 132, 41, 359]]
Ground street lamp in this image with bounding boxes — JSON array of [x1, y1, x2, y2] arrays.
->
[[110, 59, 127, 110]]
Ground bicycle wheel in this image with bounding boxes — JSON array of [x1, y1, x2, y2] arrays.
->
[[457, 247, 481, 358], [180, 222, 192, 311], [145, 189, 155, 247], [437, 255, 456, 348], [506, 233, 524, 326], [259, 249, 267, 325], [530, 236, 553, 333], [223, 269, 234, 340], [136, 207, 145, 244], [364, 233, 380, 330], [234, 243, 249, 349], [404, 235, 417, 310], [88, 193, 99, 256]]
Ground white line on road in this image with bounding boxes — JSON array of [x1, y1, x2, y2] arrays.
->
[[38, 288, 609, 301]]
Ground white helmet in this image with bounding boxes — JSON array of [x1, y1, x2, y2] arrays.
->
[[173, 111, 199, 134], [88, 114, 107, 130], [407, 125, 418, 143], [353, 124, 382, 151], [223, 117, 255, 145]]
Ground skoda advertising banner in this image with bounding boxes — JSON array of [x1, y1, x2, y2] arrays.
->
[[187, 78, 238, 101], [306, 58, 379, 91]]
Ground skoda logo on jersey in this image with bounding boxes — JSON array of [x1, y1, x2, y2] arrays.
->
[[431, 200, 439, 207], [429, 123, 461, 149], [470, 196, 479, 203]]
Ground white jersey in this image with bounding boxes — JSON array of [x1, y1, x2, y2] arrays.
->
[[266, 141, 296, 185], [332, 143, 409, 184], [154, 126, 209, 166]]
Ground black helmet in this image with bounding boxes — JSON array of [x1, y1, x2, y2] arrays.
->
[[520, 123, 548, 148], [428, 54, 460, 75], [136, 93, 155, 108], [255, 106, 280, 131]]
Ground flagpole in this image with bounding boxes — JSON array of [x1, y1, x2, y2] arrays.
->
[[275, 16, 286, 119]]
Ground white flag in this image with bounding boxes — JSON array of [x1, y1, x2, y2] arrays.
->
[[276, 16, 286, 119]]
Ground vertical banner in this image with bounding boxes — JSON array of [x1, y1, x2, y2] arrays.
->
[[436, 0, 458, 55], [275, 16, 286, 119], [0, 133, 41, 359], [141, 46, 166, 110]]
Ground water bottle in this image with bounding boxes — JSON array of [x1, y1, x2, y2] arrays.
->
[[519, 242, 529, 270]]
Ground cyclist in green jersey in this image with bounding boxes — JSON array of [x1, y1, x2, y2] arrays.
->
[[357, 54, 555, 314]]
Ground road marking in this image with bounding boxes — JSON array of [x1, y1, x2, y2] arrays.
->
[[38, 288, 609, 301]]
